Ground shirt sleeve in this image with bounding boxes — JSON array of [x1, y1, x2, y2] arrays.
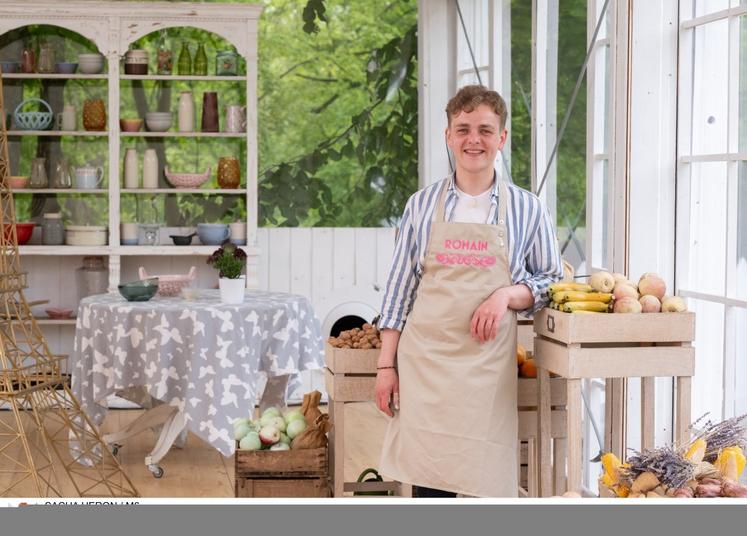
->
[[517, 203, 564, 317], [379, 194, 421, 331]]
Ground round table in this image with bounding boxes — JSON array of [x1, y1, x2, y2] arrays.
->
[[71, 289, 324, 476]]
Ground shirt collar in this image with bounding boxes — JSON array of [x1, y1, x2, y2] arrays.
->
[[447, 170, 499, 202]]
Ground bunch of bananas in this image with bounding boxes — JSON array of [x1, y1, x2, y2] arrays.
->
[[547, 282, 613, 313]]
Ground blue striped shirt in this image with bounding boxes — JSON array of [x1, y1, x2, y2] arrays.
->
[[379, 174, 563, 330]]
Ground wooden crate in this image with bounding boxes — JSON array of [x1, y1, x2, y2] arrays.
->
[[533, 308, 696, 496], [234, 446, 330, 498]]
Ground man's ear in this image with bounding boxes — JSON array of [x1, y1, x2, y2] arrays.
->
[[497, 128, 508, 150]]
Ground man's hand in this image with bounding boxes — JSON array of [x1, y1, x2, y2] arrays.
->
[[470, 289, 510, 342], [375, 369, 399, 417]]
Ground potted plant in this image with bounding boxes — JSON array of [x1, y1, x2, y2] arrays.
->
[[207, 241, 247, 304]]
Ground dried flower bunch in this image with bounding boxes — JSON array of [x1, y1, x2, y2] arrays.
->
[[207, 241, 247, 279], [688, 412, 747, 462]]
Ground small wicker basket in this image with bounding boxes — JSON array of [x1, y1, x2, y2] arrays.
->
[[13, 98, 54, 130], [138, 266, 196, 297]]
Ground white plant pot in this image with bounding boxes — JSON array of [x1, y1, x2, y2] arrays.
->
[[219, 276, 246, 304]]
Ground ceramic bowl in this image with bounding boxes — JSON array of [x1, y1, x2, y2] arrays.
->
[[0, 60, 20, 74], [3, 222, 35, 245], [118, 278, 159, 302], [55, 62, 78, 74], [119, 118, 143, 132], [66, 225, 107, 246], [170, 233, 195, 246], [145, 112, 172, 132], [197, 223, 230, 245], [8, 176, 29, 189], [164, 166, 211, 188], [45, 307, 74, 319], [78, 53, 104, 74]]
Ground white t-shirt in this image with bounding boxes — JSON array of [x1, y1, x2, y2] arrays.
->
[[452, 185, 493, 224]]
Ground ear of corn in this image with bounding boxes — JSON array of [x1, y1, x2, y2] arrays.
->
[[714, 446, 746, 480], [561, 301, 610, 313], [601, 452, 621, 484], [684, 438, 707, 463]]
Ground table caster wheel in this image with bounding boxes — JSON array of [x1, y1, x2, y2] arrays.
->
[[148, 464, 164, 478], [109, 443, 121, 456]]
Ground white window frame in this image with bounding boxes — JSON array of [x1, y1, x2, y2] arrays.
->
[[677, 0, 747, 421]]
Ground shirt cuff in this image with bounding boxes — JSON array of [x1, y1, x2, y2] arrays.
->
[[516, 279, 549, 318], [377, 316, 405, 331]]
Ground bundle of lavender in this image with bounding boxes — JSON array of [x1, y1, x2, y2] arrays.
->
[[599, 413, 747, 498]]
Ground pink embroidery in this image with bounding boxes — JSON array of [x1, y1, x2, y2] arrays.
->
[[435, 252, 496, 268], [443, 239, 488, 251]]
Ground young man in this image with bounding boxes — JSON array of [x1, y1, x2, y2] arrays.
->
[[375, 85, 563, 497]]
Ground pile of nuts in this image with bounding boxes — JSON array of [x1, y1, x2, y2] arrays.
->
[[327, 323, 381, 349]]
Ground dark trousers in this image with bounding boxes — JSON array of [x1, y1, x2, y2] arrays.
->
[[413, 485, 457, 498]]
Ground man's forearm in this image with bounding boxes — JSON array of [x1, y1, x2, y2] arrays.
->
[[492, 283, 534, 311], [377, 329, 401, 368]]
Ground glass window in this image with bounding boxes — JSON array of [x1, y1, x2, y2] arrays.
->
[[258, 0, 418, 227], [695, 0, 730, 17], [690, 19, 729, 155], [739, 15, 747, 153], [690, 298, 726, 421], [687, 162, 728, 296], [737, 162, 747, 300]]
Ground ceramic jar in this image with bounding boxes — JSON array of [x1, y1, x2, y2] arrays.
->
[[143, 149, 159, 189], [201, 92, 219, 132], [178, 91, 195, 132], [124, 148, 139, 189], [21, 45, 36, 74], [124, 49, 149, 75], [217, 156, 240, 189]]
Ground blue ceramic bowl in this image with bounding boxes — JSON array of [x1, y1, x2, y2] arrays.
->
[[118, 278, 159, 302], [121, 238, 138, 245], [197, 223, 230, 245], [55, 62, 78, 74], [0, 61, 20, 74]]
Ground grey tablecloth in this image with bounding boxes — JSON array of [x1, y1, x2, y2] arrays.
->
[[71, 290, 324, 456]]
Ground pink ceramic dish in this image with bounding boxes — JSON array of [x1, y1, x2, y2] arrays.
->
[[8, 176, 29, 189], [120, 118, 144, 132], [45, 307, 74, 319]]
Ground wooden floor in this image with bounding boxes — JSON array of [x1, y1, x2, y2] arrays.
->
[[0, 402, 389, 497]]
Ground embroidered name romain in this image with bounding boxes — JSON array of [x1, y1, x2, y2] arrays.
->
[[436, 239, 496, 268]]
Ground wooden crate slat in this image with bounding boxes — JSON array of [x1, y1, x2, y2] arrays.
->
[[518, 409, 566, 439], [533, 337, 695, 379], [236, 477, 330, 498], [235, 446, 327, 477], [325, 368, 375, 402], [325, 343, 379, 373], [517, 377, 567, 406], [534, 309, 695, 344]]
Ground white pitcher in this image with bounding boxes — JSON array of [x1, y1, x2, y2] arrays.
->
[[75, 165, 104, 189], [224, 105, 246, 133], [178, 91, 195, 132]]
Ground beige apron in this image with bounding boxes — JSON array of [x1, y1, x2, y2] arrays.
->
[[379, 180, 518, 497]]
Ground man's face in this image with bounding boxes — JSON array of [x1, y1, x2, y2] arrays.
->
[[446, 104, 507, 176]]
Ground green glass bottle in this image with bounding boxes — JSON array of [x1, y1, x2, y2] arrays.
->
[[177, 41, 192, 76], [193, 43, 208, 76]]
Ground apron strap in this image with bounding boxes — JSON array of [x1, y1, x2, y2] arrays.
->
[[433, 178, 451, 222], [497, 180, 508, 225]]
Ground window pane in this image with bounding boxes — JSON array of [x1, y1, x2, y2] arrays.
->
[[690, 298, 726, 422], [687, 162, 728, 295], [510, 0, 532, 191], [691, 19, 729, 155], [739, 15, 747, 153], [737, 162, 747, 300], [734, 306, 747, 416], [590, 158, 609, 268], [696, 0, 729, 17]]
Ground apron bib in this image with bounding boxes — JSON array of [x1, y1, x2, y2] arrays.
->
[[379, 180, 518, 497]]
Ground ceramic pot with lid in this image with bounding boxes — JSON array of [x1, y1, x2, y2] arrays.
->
[[124, 49, 149, 75]]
